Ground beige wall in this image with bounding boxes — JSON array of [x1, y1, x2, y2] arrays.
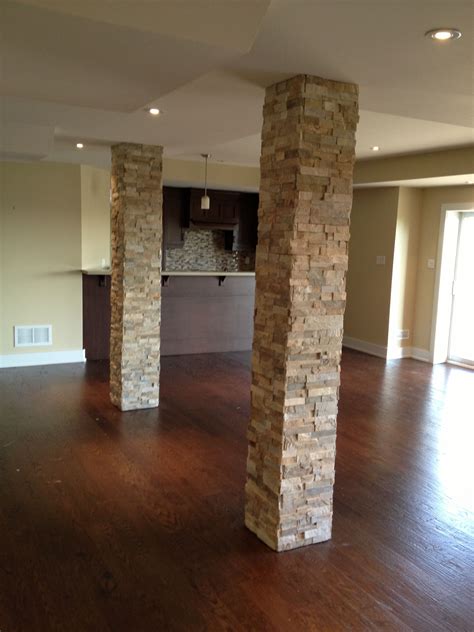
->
[[355, 146, 474, 185], [345, 187, 399, 347], [81, 165, 111, 269], [0, 161, 82, 356], [388, 187, 422, 351], [346, 183, 474, 356], [163, 158, 260, 191], [412, 185, 474, 351]]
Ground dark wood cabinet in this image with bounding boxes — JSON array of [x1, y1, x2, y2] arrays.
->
[[189, 190, 219, 224], [163, 187, 188, 249], [220, 196, 240, 224], [235, 194, 259, 250], [162, 186, 258, 254], [189, 189, 242, 226], [82, 274, 111, 360]]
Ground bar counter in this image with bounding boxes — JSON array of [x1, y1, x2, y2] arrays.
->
[[82, 270, 256, 359]]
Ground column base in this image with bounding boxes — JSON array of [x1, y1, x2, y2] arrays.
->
[[110, 394, 159, 412], [245, 512, 332, 552]]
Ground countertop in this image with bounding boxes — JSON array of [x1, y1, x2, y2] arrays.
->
[[82, 269, 255, 277], [161, 271, 255, 277]]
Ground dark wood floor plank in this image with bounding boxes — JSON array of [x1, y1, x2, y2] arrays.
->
[[0, 350, 473, 631]]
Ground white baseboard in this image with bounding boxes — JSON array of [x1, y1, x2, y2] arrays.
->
[[388, 345, 432, 362], [342, 336, 388, 359], [410, 347, 432, 363], [0, 349, 86, 368], [343, 337, 432, 364], [387, 345, 413, 360]]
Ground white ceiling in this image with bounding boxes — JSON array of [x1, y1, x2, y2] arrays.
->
[[1, 0, 473, 169]]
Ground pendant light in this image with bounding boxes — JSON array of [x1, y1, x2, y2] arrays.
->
[[201, 153, 211, 210]]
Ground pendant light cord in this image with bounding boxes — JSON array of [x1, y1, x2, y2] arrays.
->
[[204, 155, 208, 197]]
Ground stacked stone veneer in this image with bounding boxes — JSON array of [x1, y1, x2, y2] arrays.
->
[[165, 228, 239, 271], [110, 143, 163, 411], [246, 75, 359, 551]]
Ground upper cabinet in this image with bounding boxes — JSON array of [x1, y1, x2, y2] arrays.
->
[[163, 186, 258, 255], [189, 189, 242, 226], [163, 186, 189, 249], [235, 193, 259, 250]]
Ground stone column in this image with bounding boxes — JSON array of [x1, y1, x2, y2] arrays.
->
[[110, 143, 163, 411], [246, 75, 359, 551]]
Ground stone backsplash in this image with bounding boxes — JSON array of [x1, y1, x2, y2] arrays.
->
[[165, 228, 254, 272]]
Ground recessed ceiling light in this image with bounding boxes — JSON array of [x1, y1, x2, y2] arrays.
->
[[76, 142, 84, 149], [371, 146, 380, 152], [148, 107, 160, 116], [425, 28, 462, 41]]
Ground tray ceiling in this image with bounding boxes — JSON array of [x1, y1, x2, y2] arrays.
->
[[1, 0, 472, 166]]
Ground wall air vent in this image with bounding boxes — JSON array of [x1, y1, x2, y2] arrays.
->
[[14, 325, 52, 347]]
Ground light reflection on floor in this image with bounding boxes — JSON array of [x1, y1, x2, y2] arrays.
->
[[433, 364, 474, 528]]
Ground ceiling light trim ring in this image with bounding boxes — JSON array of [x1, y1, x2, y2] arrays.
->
[[425, 28, 462, 41]]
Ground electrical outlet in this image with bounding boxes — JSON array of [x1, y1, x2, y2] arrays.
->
[[396, 329, 410, 340], [376, 255, 386, 265], [427, 258, 435, 269]]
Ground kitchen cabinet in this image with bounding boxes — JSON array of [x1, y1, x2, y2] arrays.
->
[[163, 186, 188, 249], [234, 194, 258, 250], [162, 186, 258, 253], [189, 189, 241, 226]]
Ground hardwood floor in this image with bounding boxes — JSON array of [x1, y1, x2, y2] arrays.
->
[[0, 350, 473, 631]]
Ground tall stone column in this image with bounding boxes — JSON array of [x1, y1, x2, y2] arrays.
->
[[246, 75, 359, 551], [110, 143, 163, 411]]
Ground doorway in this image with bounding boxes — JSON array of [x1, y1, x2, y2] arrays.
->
[[448, 212, 474, 367], [432, 206, 474, 367]]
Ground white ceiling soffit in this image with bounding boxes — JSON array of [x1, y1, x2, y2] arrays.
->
[[13, 0, 271, 51], [3, 85, 472, 167], [1, 0, 270, 112], [0, 123, 54, 160], [353, 111, 473, 160], [178, 134, 264, 167], [0, 69, 265, 152], [174, 109, 474, 165], [354, 174, 474, 189], [230, 0, 474, 127]]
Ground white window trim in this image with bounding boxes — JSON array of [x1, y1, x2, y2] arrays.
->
[[430, 203, 474, 364]]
